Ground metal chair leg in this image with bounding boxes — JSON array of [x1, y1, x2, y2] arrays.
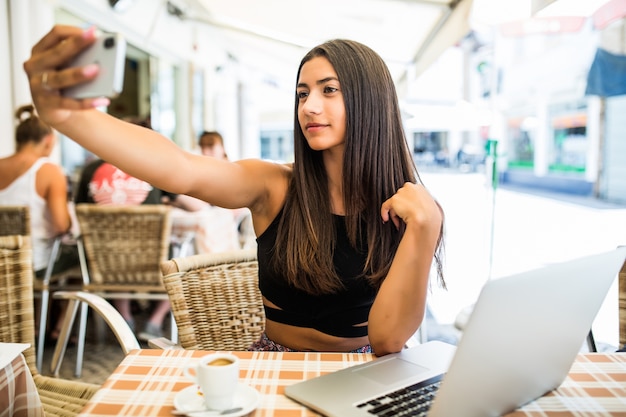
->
[[73, 238, 90, 378], [170, 311, 178, 344], [50, 297, 80, 377], [74, 300, 89, 377], [36, 288, 50, 372], [36, 236, 61, 372]]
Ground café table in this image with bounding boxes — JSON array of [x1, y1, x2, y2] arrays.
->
[[0, 343, 44, 417], [77, 349, 626, 417]]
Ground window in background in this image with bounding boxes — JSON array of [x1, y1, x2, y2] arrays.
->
[[548, 101, 587, 174], [507, 115, 537, 169], [151, 57, 178, 143], [260, 130, 293, 162]]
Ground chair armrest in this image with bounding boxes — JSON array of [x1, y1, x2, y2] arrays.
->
[[54, 291, 141, 353], [147, 336, 184, 350], [50, 291, 141, 376]]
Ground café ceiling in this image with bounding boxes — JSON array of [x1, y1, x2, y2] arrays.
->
[[180, 0, 474, 90]]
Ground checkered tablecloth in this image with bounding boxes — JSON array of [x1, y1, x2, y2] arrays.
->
[[77, 349, 626, 417], [0, 354, 44, 417], [507, 353, 626, 417]]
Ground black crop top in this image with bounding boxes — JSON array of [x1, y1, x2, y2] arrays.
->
[[257, 208, 376, 338]]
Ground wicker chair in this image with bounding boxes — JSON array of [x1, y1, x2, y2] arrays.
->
[[158, 249, 264, 350], [0, 205, 78, 372], [68, 203, 174, 377], [0, 234, 99, 417]]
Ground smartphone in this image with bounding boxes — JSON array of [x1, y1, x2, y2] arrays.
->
[[62, 32, 126, 99]]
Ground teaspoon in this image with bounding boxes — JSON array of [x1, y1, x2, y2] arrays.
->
[[171, 406, 243, 416]]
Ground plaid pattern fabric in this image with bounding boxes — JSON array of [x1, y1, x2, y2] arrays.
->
[[77, 350, 626, 417], [0, 355, 44, 417], [507, 353, 626, 417]]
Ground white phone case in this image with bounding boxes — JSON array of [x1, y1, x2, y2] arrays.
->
[[62, 32, 126, 99]]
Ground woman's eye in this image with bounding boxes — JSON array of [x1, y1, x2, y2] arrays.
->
[[297, 91, 308, 99], [324, 86, 338, 94]]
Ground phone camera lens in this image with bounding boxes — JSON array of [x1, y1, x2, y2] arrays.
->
[[104, 37, 115, 49]]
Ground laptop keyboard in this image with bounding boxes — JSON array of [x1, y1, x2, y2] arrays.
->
[[355, 374, 444, 417]]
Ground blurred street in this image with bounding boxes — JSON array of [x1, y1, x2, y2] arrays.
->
[[422, 170, 626, 351]]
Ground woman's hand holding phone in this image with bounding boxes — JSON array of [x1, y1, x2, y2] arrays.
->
[[23, 26, 126, 128], [61, 31, 126, 99]]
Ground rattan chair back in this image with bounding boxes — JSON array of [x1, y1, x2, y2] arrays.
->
[[160, 249, 264, 350], [70, 204, 173, 377], [0, 235, 37, 373], [0, 234, 99, 417], [0, 205, 30, 236], [75, 203, 172, 291], [0, 205, 76, 371]]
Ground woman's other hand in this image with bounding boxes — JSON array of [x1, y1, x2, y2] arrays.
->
[[23, 25, 108, 127], [380, 182, 442, 233]]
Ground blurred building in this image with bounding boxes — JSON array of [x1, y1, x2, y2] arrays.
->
[[488, 1, 626, 203]]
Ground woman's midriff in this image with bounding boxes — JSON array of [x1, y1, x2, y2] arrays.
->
[[263, 298, 370, 351]]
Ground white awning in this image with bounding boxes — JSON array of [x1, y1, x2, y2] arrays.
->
[[182, 0, 474, 94]]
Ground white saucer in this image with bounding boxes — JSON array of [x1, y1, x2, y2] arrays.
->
[[174, 383, 260, 416]]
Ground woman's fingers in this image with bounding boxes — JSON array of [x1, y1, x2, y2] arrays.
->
[[23, 25, 108, 122], [30, 25, 84, 54], [381, 182, 440, 229], [25, 26, 97, 82]]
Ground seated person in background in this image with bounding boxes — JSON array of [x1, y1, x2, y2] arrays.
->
[[74, 116, 202, 341], [0, 104, 79, 343], [196, 130, 256, 250]]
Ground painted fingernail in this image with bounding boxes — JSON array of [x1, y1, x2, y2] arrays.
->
[[82, 64, 99, 76], [92, 98, 110, 107], [83, 26, 96, 39]]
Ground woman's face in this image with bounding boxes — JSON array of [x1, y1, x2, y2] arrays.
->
[[296, 56, 346, 152], [199, 135, 226, 159]]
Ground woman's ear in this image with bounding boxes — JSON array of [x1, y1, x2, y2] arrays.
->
[[41, 133, 57, 154]]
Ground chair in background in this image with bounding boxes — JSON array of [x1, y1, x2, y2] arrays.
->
[[156, 249, 264, 350], [0, 234, 98, 417], [71, 203, 174, 377], [0, 205, 77, 372]]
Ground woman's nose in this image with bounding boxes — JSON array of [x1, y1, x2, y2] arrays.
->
[[302, 91, 322, 114]]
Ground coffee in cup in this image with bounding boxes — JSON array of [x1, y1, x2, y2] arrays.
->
[[184, 353, 239, 410], [208, 357, 234, 366]]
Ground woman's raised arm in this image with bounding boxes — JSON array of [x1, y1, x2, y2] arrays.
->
[[23, 25, 282, 211]]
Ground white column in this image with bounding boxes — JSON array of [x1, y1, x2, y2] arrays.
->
[[175, 61, 192, 151], [213, 67, 240, 159], [0, 3, 12, 157], [11, 0, 55, 110], [7, 0, 56, 158], [237, 81, 261, 159]]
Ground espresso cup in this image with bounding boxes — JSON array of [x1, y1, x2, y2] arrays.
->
[[183, 353, 239, 410]]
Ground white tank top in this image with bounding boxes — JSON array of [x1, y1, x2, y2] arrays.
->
[[0, 157, 56, 271]]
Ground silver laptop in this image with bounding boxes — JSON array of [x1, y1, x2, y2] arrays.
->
[[285, 246, 626, 417]]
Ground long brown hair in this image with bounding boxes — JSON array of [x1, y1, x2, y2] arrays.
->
[[274, 39, 445, 295], [14, 104, 53, 150]]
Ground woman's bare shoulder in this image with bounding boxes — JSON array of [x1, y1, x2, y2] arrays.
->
[[237, 158, 292, 175], [237, 159, 292, 228], [37, 160, 66, 181]]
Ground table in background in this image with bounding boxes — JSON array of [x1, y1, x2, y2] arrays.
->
[[0, 349, 44, 417], [77, 349, 626, 417]]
